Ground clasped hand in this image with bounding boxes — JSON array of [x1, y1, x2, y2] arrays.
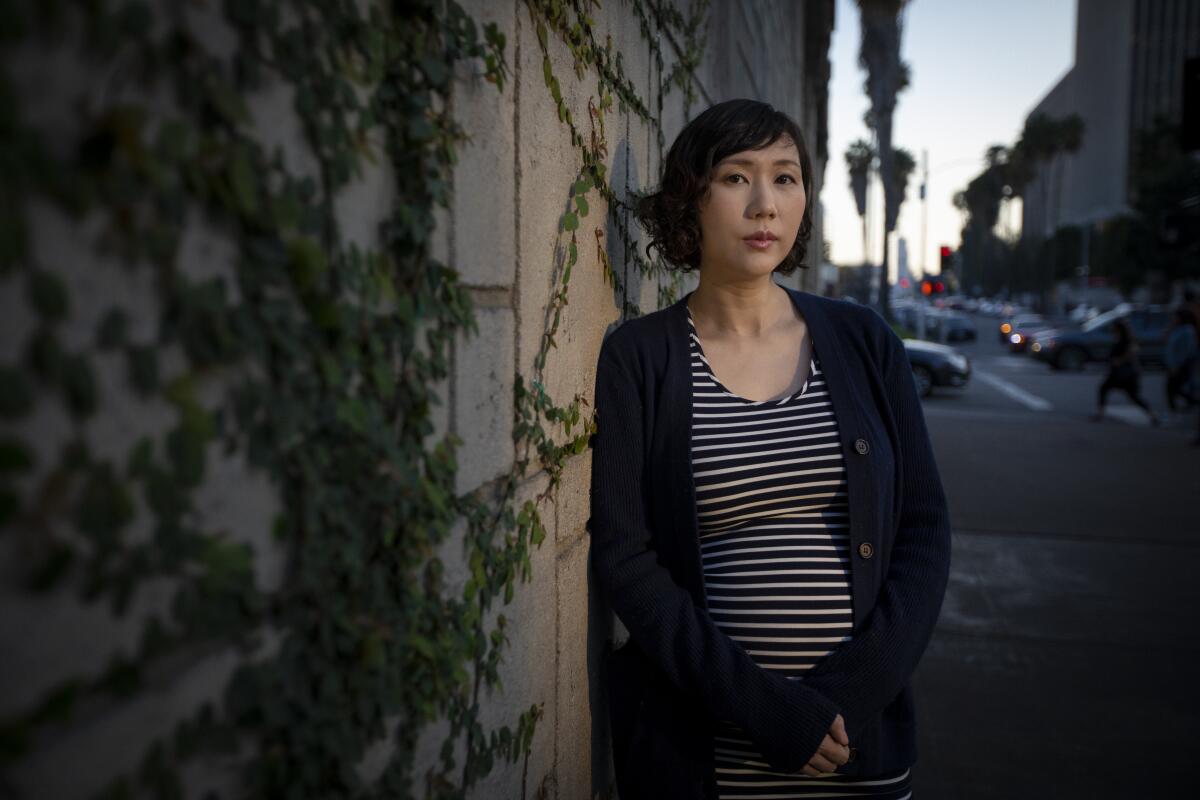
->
[[801, 713, 852, 777]]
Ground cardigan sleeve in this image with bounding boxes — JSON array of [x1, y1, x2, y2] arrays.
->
[[797, 322, 952, 734], [589, 333, 841, 774]]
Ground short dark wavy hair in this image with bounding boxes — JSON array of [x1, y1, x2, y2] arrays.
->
[[635, 98, 814, 276]]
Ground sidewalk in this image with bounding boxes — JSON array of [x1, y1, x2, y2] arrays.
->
[[911, 412, 1199, 798]]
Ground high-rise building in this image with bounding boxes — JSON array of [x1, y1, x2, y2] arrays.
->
[[1020, 0, 1200, 239]]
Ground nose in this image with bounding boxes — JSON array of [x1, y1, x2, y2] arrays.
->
[[747, 182, 777, 219]]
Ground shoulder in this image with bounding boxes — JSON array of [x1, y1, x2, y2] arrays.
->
[[789, 289, 901, 362], [598, 302, 675, 367]]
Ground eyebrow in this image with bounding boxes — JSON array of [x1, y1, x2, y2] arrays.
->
[[719, 158, 802, 169]]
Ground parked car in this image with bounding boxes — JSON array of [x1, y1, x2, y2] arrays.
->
[[1029, 306, 1172, 370], [935, 311, 978, 342], [904, 339, 971, 397], [1000, 313, 1046, 345]]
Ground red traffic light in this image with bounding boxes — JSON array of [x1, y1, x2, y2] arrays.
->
[[934, 280, 945, 293], [939, 246, 951, 258], [921, 279, 933, 296]]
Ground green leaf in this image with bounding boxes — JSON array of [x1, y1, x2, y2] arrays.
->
[[228, 145, 258, 217], [575, 195, 589, 217], [286, 236, 326, 292], [0, 436, 35, 475], [26, 328, 65, 384], [166, 423, 206, 488], [204, 74, 250, 126], [0, 484, 19, 527], [74, 462, 134, 549], [29, 268, 69, 322], [97, 308, 129, 350], [562, 212, 578, 232], [61, 354, 97, 419], [126, 436, 154, 479], [126, 345, 159, 396]]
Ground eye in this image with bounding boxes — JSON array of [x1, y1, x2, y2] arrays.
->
[[724, 173, 747, 184], [777, 174, 798, 184]]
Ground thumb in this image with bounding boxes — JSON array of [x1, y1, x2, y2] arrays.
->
[[830, 714, 849, 746]]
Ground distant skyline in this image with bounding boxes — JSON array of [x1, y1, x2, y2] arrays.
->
[[823, 0, 1077, 278]]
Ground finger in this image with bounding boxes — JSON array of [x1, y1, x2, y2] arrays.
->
[[831, 715, 849, 747], [820, 740, 849, 766], [802, 765, 821, 777], [807, 753, 836, 773]]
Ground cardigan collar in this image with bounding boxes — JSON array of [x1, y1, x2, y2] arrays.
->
[[664, 285, 864, 444]]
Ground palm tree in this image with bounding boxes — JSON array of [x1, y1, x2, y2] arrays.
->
[[1049, 114, 1084, 234], [856, 0, 911, 322], [845, 139, 874, 269], [893, 147, 916, 219], [1015, 112, 1084, 306], [1015, 112, 1060, 238]]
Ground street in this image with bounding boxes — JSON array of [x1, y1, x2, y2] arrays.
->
[[909, 312, 1200, 799]]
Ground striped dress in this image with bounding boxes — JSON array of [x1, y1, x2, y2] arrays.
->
[[688, 310, 913, 799]]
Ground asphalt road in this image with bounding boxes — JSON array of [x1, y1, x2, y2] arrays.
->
[[908, 312, 1200, 799]]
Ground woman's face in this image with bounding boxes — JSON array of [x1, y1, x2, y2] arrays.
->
[[696, 136, 806, 280]]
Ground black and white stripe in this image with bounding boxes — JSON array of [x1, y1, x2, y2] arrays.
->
[[688, 311, 912, 799]]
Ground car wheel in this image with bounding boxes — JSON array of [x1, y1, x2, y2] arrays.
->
[[912, 365, 934, 397], [1056, 347, 1087, 371]]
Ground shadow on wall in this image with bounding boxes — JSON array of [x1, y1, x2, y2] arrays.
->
[[590, 130, 642, 799]]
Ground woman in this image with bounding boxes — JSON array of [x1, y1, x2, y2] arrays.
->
[[1164, 308, 1198, 416], [589, 99, 950, 800], [1089, 318, 1161, 425]]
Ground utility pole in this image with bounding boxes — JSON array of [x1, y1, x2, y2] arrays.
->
[[920, 148, 929, 282]]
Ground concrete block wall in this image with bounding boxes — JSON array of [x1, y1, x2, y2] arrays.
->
[[0, 1, 832, 798]]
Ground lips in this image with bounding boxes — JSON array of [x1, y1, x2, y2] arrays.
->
[[745, 231, 778, 241]]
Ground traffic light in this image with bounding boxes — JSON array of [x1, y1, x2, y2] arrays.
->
[[920, 278, 945, 296], [939, 245, 953, 273]]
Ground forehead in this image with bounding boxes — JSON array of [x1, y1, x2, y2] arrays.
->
[[715, 137, 799, 167]]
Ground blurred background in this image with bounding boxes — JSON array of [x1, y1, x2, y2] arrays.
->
[[1, 1, 1197, 799]]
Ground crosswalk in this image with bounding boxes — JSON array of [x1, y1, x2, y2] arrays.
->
[[925, 355, 1188, 429]]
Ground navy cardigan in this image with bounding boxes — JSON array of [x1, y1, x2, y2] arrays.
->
[[588, 285, 951, 799]]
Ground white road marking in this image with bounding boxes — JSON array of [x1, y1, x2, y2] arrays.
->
[[973, 369, 1054, 411], [989, 357, 1040, 370]]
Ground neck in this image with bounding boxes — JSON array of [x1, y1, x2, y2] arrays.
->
[[687, 278, 794, 338]]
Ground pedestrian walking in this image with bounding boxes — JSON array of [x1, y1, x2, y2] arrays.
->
[[590, 98, 949, 800], [1164, 308, 1198, 415], [1090, 317, 1161, 425]]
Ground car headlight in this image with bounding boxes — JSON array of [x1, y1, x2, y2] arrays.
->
[[949, 354, 968, 370]]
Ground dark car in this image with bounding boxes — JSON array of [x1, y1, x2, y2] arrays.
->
[[935, 311, 978, 342], [1007, 315, 1055, 352], [1030, 305, 1171, 370], [904, 339, 971, 397], [999, 313, 1045, 346], [895, 306, 977, 343]]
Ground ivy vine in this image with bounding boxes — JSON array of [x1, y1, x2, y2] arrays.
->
[[0, 0, 709, 798]]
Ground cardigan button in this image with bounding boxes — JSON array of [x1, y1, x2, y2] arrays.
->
[[854, 438, 869, 455], [858, 542, 874, 559]]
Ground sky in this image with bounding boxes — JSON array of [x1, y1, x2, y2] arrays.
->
[[823, 0, 1077, 278]]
